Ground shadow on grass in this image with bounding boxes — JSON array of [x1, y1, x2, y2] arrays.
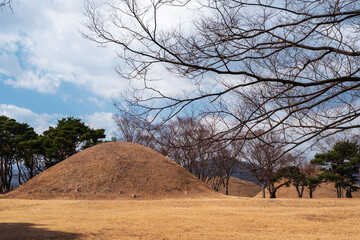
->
[[0, 222, 82, 240]]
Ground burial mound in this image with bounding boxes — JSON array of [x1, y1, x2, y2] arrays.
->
[[8, 142, 219, 200]]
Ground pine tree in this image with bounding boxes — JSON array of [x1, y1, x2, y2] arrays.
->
[[41, 117, 105, 167], [311, 141, 360, 198]]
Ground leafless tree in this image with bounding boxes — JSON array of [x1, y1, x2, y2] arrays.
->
[[207, 173, 225, 192], [113, 113, 156, 148], [156, 116, 242, 193], [84, 0, 360, 152], [156, 117, 215, 181], [241, 132, 294, 198], [114, 114, 242, 193], [212, 143, 240, 195], [114, 114, 215, 178]]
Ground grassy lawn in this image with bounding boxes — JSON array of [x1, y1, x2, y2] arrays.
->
[[0, 197, 359, 239]]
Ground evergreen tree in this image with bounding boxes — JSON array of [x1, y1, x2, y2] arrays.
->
[[276, 166, 307, 198], [17, 137, 45, 180], [306, 177, 322, 199], [311, 141, 360, 198], [0, 116, 38, 192], [42, 117, 105, 167]]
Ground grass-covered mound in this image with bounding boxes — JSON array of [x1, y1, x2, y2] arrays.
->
[[8, 142, 219, 200]]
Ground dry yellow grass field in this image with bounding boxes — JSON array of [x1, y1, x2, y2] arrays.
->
[[4, 143, 360, 239], [0, 197, 359, 240]]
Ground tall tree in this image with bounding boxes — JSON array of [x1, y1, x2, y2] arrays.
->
[[113, 113, 156, 148], [12, 123, 39, 186], [242, 132, 292, 198], [276, 166, 307, 198], [42, 117, 105, 167], [211, 143, 239, 195], [306, 176, 322, 199], [301, 162, 322, 199], [17, 138, 45, 181], [156, 117, 215, 182], [0, 116, 38, 192], [311, 141, 360, 198], [84, 0, 360, 151], [275, 154, 314, 198]]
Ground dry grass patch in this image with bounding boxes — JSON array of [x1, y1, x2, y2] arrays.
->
[[0, 197, 359, 239]]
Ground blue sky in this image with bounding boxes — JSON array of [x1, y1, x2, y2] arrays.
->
[[0, 1, 128, 138]]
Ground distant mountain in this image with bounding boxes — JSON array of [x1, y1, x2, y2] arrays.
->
[[232, 162, 260, 185]]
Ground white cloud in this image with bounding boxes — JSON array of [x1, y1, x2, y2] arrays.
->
[[0, 104, 62, 134], [0, 51, 22, 76], [0, 0, 203, 109], [0, 0, 126, 99], [0, 104, 116, 140], [4, 71, 61, 93], [88, 97, 106, 109], [83, 112, 117, 140]]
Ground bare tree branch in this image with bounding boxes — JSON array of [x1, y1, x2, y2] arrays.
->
[[83, 0, 360, 150], [0, 0, 12, 11]]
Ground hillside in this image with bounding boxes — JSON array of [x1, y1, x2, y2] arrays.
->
[[254, 181, 360, 199], [8, 142, 219, 200], [207, 177, 261, 197]]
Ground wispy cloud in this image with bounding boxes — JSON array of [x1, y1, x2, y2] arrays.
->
[[4, 71, 61, 93], [0, 0, 126, 100], [0, 104, 116, 139], [0, 104, 62, 134], [88, 97, 106, 109], [83, 112, 117, 140]]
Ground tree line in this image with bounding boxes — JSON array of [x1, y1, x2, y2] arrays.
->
[[83, 0, 360, 198], [2, 113, 358, 198], [114, 114, 360, 198], [0, 116, 105, 193], [84, 0, 360, 152]]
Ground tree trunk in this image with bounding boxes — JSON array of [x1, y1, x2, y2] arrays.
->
[[269, 190, 276, 198], [0, 157, 5, 193], [4, 160, 11, 192], [261, 182, 266, 198], [0, 174, 3, 194], [309, 190, 313, 198], [336, 186, 341, 198], [346, 188, 352, 198], [224, 175, 230, 195], [30, 156, 34, 179], [340, 182, 344, 198], [16, 159, 22, 186], [299, 186, 304, 198], [295, 185, 304, 198], [268, 184, 277, 198]]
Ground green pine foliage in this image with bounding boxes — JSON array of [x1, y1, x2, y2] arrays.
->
[[0, 115, 106, 192], [41, 117, 105, 167], [0, 116, 38, 192], [311, 141, 360, 198], [275, 166, 307, 198], [306, 176, 322, 198]]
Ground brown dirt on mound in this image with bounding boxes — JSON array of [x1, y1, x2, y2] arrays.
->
[[206, 177, 261, 197], [254, 181, 360, 199], [7, 142, 220, 200]]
